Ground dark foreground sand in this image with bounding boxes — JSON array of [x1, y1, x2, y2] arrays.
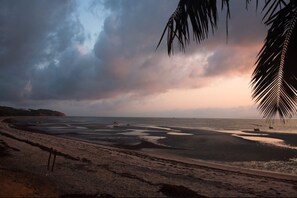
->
[[1, 118, 297, 197]]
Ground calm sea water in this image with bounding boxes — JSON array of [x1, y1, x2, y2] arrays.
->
[[16, 116, 297, 131], [12, 117, 297, 162]]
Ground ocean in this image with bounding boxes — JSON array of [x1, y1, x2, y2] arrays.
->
[[11, 117, 297, 163], [14, 116, 297, 131]]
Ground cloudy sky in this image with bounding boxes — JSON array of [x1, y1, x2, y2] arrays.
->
[[0, 0, 268, 118]]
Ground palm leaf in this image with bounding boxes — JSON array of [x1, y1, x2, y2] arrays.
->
[[158, 0, 297, 120], [251, 1, 297, 120], [261, 0, 288, 22], [157, 0, 219, 55]]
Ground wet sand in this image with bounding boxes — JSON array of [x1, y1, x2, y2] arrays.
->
[[1, 118, 297, 197], [9, 117, 297, 163]]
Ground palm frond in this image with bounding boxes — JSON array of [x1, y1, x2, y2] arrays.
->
[[251, 2, 297, 120], [222, 0, 230, 40], [157, 0, 297, 121], [157, 0, 263, 54], [157, 0, 218, 55], [261, 0, 288, 22]]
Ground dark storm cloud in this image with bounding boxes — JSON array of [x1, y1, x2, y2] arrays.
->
[[0, 0, 84, 100], [0, 0, 267, 103], [28, 0, 185, 100], [93, 0, 266, 92], [29, 0, 178, 100]]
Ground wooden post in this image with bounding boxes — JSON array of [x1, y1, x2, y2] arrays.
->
[[47, 148, 52, 171], [51, 150, 56, 172]]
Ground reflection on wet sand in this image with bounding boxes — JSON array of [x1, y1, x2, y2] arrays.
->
[[218, 130, 297, 150], [167, 132, 193, 136]]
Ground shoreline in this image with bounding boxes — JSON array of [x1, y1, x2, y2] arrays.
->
[[7, 116, 297, 163], [3, 123, 297, 181], [1, 117, 297, 197]]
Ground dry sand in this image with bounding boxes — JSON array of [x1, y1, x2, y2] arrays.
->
[[1, 118, 297, 197]]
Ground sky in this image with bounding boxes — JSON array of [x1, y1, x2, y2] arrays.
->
[[0, 0, 269, 118]]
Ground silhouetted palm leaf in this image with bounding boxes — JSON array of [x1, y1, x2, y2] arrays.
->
[[158, 0, 297, 120], [252, 1, 297, 120], [157, 0, 222, 55]]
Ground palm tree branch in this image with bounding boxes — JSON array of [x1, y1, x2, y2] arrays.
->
[[156, 0, 259, 54], [262, 0, 288, 21], [157, 0, 297, 120], [157, 0, 219, 55], [251, 2, 297, 120]]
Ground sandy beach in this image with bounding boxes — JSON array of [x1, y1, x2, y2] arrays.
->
[[1, 118, 297, 197]]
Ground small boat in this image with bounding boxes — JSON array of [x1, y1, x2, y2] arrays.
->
[[113, 121, 119, 127]]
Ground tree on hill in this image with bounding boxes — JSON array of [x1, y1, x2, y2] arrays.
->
[[157, 0, 297, 121]]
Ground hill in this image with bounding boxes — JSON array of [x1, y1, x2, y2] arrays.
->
[[0, 106, 65, 116]]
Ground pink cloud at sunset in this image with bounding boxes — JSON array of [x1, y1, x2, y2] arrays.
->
[[0, 0, 271, 117]]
